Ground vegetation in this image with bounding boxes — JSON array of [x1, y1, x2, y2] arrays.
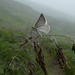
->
[[0, 0, 75, 75]]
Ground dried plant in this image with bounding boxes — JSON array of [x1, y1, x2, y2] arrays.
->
[[16, 33, 75, 75], [55, 44, 70, 69], [33, 41, 48, 75], [14, 32, 47, 75]]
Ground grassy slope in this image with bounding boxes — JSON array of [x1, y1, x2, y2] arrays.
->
[[0, 0, 75, 75], [15, 0, 75, 35]]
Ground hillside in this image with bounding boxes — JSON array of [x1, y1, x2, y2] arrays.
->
[[15, 0, 75, 21], [0, 0, 40, 29], [15, 0, 75, 35], [0, 0, 75, 35], [0, 0, 75, 75]]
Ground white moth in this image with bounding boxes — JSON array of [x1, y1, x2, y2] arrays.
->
[[31, 14, 50, 36]]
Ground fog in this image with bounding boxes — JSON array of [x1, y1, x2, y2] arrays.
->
[[15, 0, 75, 17]]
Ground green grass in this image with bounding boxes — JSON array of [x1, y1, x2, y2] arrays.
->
[[0, 0, 75, 75]]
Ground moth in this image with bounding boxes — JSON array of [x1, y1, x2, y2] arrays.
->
[[32, 13, 50, 36]]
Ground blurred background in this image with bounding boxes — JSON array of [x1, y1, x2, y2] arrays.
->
[[0, 0, 75, 75]]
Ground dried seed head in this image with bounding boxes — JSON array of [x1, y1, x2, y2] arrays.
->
[[55, 45, 70, 70]]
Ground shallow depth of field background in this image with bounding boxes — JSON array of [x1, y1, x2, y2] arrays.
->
[[0, 0, 75, 75]]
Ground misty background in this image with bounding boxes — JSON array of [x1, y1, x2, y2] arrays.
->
[[0, 0, 75, 35], [0, 0, 75, 75], [14, 0, 75, 35], [15, 0, 75, 18]]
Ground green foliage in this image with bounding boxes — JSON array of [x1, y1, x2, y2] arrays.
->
[[0, 0, 75, 75]]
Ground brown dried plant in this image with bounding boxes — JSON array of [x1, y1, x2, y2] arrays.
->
[[55, 44, 70, 69], [19, 35, 48, 75]]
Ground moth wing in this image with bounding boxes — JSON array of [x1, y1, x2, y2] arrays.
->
[[37, 24, 50, 34], [35, 14, 46, 28]]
